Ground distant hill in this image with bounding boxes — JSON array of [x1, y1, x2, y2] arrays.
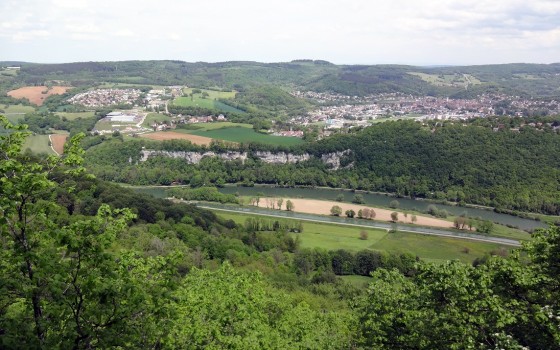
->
[[2, 60, 560, 97]]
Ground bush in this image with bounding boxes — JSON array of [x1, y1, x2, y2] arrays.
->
[[359, 230, 368, 240]]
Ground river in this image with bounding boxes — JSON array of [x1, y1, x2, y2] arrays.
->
[[132, 185, 547, 231]]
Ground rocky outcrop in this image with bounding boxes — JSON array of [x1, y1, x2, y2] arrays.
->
[[140, 149, 351, 168], [140, 150, 247, 164], [254, 151, 311, 164], [321, 150, 352, 170]]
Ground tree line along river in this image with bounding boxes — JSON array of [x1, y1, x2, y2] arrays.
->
[[132, 185, 547, 231]]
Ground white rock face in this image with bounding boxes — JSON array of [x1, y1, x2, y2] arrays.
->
[[140, 150, 247, 164], [254, 151, 311, 164], [140, 149, 350, 168], [321, 150, 352, 170]]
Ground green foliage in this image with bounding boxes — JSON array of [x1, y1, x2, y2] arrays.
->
[[355, 225, 560, 349], [168, 186, 239, 204], [330, 205, 342, 216], [167, 263, 352, 349], [352, 193, 365, 204]]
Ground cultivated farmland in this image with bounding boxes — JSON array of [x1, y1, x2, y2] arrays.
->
[[140, 131, 215, 146], [8, 86, 72, 106], [188, 126, 304, 146]]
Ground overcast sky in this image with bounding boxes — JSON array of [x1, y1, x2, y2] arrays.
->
[[1, 0, 559, 65]]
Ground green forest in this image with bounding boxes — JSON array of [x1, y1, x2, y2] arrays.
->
[[82, 120, 560, 216], [3, 115, 560, 349], [2, 60, 560, 98]]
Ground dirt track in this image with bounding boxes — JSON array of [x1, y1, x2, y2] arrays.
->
[[255, 198, 454, 229], [140, 131, 214, 146], [8, 86, 72, 106]]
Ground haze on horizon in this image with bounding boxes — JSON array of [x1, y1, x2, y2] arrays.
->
[[1, 0, 559, 66]]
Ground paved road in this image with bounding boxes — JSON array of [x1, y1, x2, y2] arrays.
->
[[197, 203, 522, 247]]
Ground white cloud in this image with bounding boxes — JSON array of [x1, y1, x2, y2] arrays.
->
[[0, 0, 558, 64]]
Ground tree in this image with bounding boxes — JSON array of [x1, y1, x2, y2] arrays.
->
[[355, 226, 560, 349], [352, 194, 365, 204], [345, 209, 356, 218], [454, 216, 467, 229], [277, 198, 284, 210], [335, 193, 344, 202], [477, 220, 494, 234], [357, 209, 363, 218], [256, 192, 265, 207], [285, 200, 294, 211], [389, 200, 400, 209], [390, 211, 399, 222], [411, 214, 417, 224], [330, 205, 342, 216], [0, 116, 165, 348]]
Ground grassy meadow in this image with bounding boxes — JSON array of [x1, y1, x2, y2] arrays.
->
[[173, 88, 243, 113], [213, 210, 512, 264], [23, 134, 55, 155], [188, 126, 304, 146], [143, 112, 172, 128]]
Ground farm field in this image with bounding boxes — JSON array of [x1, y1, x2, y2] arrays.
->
[[188, 126, 304, 146], [179, 122, 252, 131], [50, 133, 68, 154], [174, 88, 243, 113], [23, 134, 55, 155], [214, 211, 510, 264], [183, 88, 236, 99], [251, 198, 453, 228], [2, 104, 36, 114], [140, 131, 215, 146], [173, 97, 243, 113], [8, 86, 72, 106], [56, 111, 95, 120], [408, 72, 482, 86]]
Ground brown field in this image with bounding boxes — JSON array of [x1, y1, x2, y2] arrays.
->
[[254, 198, 454, 229], [50, 134, 67, 155], [8, 86, 72, 106], [140, 131, 214, 146]]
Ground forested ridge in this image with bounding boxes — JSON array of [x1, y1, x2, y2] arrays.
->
[[3, 115, 560, 348], [3, 60, 560, 97], [83, 120, 560, 215]]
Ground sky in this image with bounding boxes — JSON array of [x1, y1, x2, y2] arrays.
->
[[1, 0, 559, 65]]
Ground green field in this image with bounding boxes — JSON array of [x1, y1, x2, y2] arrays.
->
[[2, 104, 36, 123], [23, 134, 55, 155], [183, 88, 236, 99], [56, 111, 96, 120], [188, 126, 304, 146], [213, 210, 511, 263], [143, 112, 172, 128], [409, 72, 481, 86], [173, 88, 242, 113]]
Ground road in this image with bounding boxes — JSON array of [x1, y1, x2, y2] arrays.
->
[[197, 203, 522, 247]]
